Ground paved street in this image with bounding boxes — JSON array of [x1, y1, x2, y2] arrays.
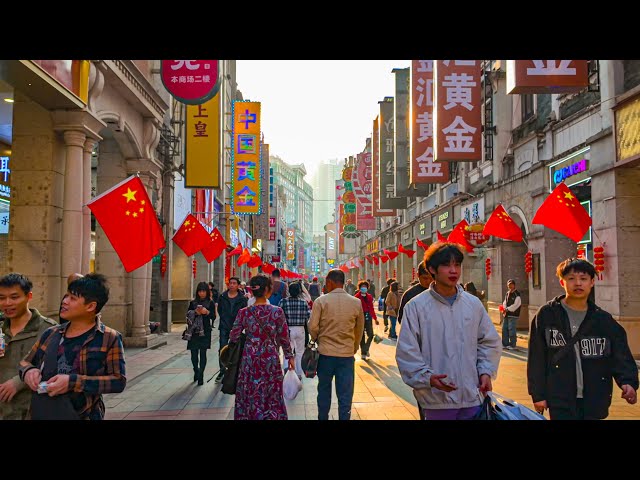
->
[[105, 310, 640, 420]]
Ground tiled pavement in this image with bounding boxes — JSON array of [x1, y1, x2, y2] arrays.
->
[[105, 312, 640, 420]]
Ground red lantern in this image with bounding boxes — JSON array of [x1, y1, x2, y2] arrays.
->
[[524, 251, 533, 276], [393, 269, 397, 279], [412, 267, 416, 280], [485, 258, 491, 280], [594, 245, 605, 280], [385, 270, 389, 280], [232, 267, 236, 277], [192, 259, 197, 279], [160, 254, 167, 277]]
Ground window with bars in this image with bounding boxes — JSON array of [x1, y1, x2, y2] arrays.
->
[[522, 94, 535, 122]]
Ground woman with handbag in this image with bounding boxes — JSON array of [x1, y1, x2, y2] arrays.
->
[[229, 274, 295, 420], [187, 282, 214, 386]]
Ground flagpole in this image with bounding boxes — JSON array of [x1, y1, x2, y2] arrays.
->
[[592, 228, 604, 245]]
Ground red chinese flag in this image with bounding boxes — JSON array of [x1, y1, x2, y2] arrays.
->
[[383, 249, 399, 260], [532, 182, 592, 242], [339, 265, 349, 273], [416, 238, 429, 249], [398, 244, 417, 258], [261, 263, 274, 275], [248, 254, 263, 268], [365, 256, 373, 265], [372, 255, 380, 265], [482, 204, 523, 242], [227, 243, 242, 257], [380, 255, 390, 263], [87, 176, 165, 273], [447, 220, 475, 253], [237, 248, 251, 266], [437, 230, 447, 242], [172, 213, 212, 257], [201, 227, 227, 263]]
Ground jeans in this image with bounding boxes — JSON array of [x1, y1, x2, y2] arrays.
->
[[502, 316, 518, 348], [288, 326, 306, 377], [360, 315, 374, 356], [388, 316, 397, 338], [219, 327, 230, 369], [423, 406, 481, 420], [317, 354, 355, 420]]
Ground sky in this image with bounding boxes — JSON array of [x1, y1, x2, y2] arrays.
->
[[235, 60, 410, 178]]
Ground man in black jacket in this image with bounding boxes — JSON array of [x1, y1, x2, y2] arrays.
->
[[379, 278, 395, 333], [397, 261, 432, 325], [215, 277, 247, 383], [527, 258, 638, 420]]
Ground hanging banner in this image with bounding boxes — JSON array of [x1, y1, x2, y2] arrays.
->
[[372, 116, 396, 217], [185, 95, 220, 188], [379, 97, 407, 209], [353, 152, 376, 230], [434, 60, 482, 162], [254, 142, 270, 240], [506, 60, 589, 94], [160, 60, 221, 105], [341, 161, 358, 237], [286, 228, 295, 260], [231, 101, 262, 215], [326, 222, 337, 260], [411, 60, 449, 184]]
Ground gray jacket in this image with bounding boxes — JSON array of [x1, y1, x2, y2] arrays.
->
[[396, 284, 502, 410]]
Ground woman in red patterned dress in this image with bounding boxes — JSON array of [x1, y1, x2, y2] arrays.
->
[[229, 274, 295, 420]]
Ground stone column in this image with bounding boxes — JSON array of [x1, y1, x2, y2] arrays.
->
[[82, 138, 96, 273], [129, 173, 151, 339], [61, 130, 87, 294]]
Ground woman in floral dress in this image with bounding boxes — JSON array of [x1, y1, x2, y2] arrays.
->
[[229, 274, 295, 420]]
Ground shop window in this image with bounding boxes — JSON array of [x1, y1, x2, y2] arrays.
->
[[532, 253, 541, 289], [522, 94, 535, 122]]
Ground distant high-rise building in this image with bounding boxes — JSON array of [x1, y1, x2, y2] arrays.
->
[[309, 158, 343, 237]]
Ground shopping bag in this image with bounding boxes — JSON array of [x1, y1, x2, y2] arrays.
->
[[486, 392, 546, 420], [372, 323, 383, 344], [473, 394, 498, 420], [283, 369, 303, 400]]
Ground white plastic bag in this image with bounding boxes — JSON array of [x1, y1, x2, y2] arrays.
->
[[283, 369, 302, 400]]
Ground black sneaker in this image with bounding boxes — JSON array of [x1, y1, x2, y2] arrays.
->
[[214, 371, 225, 384], [193, 369, 200, 382]]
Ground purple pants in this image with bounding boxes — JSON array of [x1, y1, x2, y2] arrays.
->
[[423, 405, 481, 420]]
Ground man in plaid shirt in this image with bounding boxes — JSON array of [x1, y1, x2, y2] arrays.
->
[[19, 273, 126, 420], [279, 282, 310, 379]]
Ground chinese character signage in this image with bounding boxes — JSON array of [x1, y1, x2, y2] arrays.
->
[[372, 116, 396, 217], [326, 223, 337, 260], [506, 60, 589, 94], [286, 228, 295, 260], [459, 198, 489, 246], [341, 162, 358, 237], [615, 95, 640, 163], [366, 239, 379, 254], [161, 60, 221, 105], [0, 156, 11, 199], [353, 152, 376, 230], [254, 142, 270, 240], [231, 101, 262, 215], [434, 61, 482, 162], [185, 96, 220, 188], [0, 200, 8, 235], [411, 60, 449, 184], [379, 98, 407, 210]]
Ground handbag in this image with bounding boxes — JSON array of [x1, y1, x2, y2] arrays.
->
[[30, 330, 81, 421], [473, 392, 546, 420], [220, 333, 246, 395], [301, 341, 319, 378]]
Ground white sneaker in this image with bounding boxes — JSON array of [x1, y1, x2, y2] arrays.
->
[[505, 346, 514, 350]]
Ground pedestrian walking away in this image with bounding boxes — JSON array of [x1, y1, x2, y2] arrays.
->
[[527, 258, 638, 420], [186, 282, 214, 386], [214, 277, 247, 383], [308, 277, 321, 302], [385, 281, 401, 339], [379, 278, 395, 333], [396, 242, 502, 420], [355, 280, 379, 361], [309, 269, 364, 420], [19, 273, 126, 420], [279, 282, 311, 379], [229, 274, 295, 420], [268, 269, 289, 306], [0, 273, 58, 420], [501, 279, 521, 350]]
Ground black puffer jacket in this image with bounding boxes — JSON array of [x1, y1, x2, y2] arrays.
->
[[217, 291, 248, 332], [527, 295, 639, 419]]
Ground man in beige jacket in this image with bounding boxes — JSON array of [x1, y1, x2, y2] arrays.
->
[[309, 269, 364, 420]]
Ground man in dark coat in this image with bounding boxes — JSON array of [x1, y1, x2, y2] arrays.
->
[[215, 277, 247, 383]]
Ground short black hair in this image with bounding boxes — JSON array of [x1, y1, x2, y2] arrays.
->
[[249, 274, 272, 298], [229, 277, 240, 285], [326, 269, 345, 285], [556, 258, 596, 280], [272, 268, 281, 278], [424, 242, 465, 275], [357, 280, 369, 289], [67, 273, 109, 314], [288, 282, 302, 298], [195, 282, 211, 301], [386, 278, 395, 286], [0, 273, 33, 295], [418, 261, 430, 277]]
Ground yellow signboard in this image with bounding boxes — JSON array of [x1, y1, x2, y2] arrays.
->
[[232, 101, 261, 215], [185, 94, 220, 188], [616, 94, 640, 162]]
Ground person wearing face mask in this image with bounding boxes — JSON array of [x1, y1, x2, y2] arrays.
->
[[354, 280, 378, 361]]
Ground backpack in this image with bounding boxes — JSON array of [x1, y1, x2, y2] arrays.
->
[[308, 283, 321, 298], [269, 281, 285, 306]]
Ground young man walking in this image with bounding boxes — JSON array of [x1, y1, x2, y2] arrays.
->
[[215, 277, 247, 383], [527, 258, 638, 420], [19, 273, 126, 420], [0, 273, 57, 420], [396, 242, 502, 420], [379, 278, 395, 333], [309, 269, 364, 420], [501, 279, 521, 350]]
